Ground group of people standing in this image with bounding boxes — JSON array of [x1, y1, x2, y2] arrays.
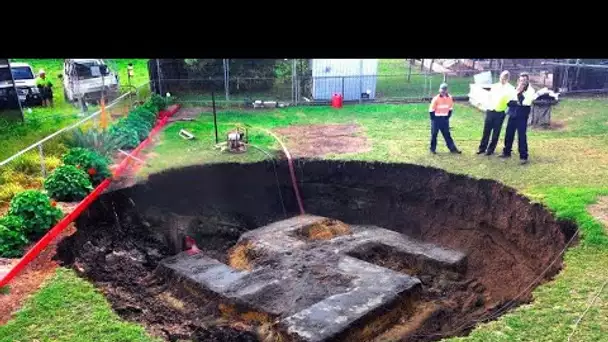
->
[[428, 70, 535, 164]]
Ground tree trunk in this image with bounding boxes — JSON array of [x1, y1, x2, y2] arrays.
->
[[420, 59, 424, 72], [407, 59, 412, 83]]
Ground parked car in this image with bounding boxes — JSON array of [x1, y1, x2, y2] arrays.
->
[[0, 61, 43, 107], [61, 59, 120, 105]]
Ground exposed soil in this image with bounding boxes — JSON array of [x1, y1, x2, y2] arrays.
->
[[169, 106, 212, 122], [588, 196, 608, 233], [0, 224, 77, 324], [55, 160, 576, 341], [273, 124, 371, 158]]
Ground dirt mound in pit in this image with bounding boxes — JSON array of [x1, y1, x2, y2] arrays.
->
[[273, 124, 371, 158], [300, 218, 352, 240], [57, 160, 576, 341]]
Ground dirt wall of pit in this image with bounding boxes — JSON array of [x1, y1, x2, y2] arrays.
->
[[67, 160, 576, 340], [84, 160, 574, 297]]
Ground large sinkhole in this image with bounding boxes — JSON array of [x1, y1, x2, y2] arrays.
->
[[56, 160, 576, 342]]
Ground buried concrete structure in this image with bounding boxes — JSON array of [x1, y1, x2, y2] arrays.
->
[[157, 215, 467, 341], [57, 160, 577, 342]]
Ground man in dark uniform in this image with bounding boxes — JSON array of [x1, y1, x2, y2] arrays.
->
[[500, 72, 536, 164], [36, 69, 53, 107]]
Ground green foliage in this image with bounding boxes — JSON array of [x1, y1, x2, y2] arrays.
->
[[130, 107, 157, 126], [0, 215, 28, 258], [10, 152, 62, 177], [69, 128, 126, 157], [44, 165, 93, 202], [8, 190, 63, 237], [122, 116, 153, 141], [109, 124, 140, 149], [149, 93, 168, 112], [62, 148, 112, 185]]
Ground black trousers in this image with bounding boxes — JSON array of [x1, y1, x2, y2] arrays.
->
[[503, 106, 531, 160], [478, 110, 506, 154], [430, 116, 457, 152]]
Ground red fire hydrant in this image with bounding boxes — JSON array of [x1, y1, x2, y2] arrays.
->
[[331, 93, 343, 109]]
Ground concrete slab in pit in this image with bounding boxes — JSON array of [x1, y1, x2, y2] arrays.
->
[[156, 215, 468, 342]]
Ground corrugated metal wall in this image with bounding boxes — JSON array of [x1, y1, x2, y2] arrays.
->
[[312, 59, 378, 101]]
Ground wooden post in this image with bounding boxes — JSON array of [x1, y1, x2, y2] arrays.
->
[[212, 91, 218, 144]]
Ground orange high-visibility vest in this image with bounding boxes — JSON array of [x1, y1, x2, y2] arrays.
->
[[429, 94, 454, 116]]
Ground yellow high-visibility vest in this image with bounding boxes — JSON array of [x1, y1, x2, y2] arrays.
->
[[486, 82, 515, 112]]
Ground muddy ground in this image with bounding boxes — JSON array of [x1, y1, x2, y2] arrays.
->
[[273, 124, 371, 158], [56, 160, 576, 342]]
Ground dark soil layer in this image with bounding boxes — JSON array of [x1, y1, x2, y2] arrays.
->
[[56, 160, 576, 342]]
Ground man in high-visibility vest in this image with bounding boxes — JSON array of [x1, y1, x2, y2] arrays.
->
[[35, 69, 53, 107], [477, 70, 515, 156], [428, 83, 461, 154], [500, 72, 536, 164]]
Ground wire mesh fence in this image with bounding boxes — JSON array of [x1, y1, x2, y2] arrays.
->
[[152, 59, 584, 109]]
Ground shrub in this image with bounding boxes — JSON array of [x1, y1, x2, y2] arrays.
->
[[8, 190, 63, 237], [0, 183, 25, 206], [0, 215, 28, 258], [10, 153, 62, 176], [149, 93, 168, 112], [122, 116, 153, 141], [69, 128, 126, 157], [62, 148, 112, 185], [44, 165, 93, 202], [109, 124, 140, 149], [130, 107, 157, 126]]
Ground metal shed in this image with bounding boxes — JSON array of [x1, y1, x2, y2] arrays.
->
[[312, 59, 378, 101]]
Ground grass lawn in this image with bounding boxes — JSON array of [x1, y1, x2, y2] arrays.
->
[[2, 72, 608, 340], [0, 268, 160, 342]]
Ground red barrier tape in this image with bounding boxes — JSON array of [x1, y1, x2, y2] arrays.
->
[[0, 104, 181, 287]]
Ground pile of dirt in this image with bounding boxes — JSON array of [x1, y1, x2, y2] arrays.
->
[[56, 160, 575, 341], [273, 124, 371, 158]]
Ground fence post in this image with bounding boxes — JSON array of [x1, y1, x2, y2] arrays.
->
[[156, 59, 163, 96], [223, 59, 230, 102], [292, 59, 296, 104], [38, 144, 47, 178], [359, 59, 363, 104]]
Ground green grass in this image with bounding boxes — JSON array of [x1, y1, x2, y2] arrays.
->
[[0, 268, 160, 342]]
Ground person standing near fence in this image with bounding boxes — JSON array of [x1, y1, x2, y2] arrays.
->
[[36, 69, 53, 107], [428, 83, 461, 155], [476, 70, 514, 156], [500, 72, 536, 164]]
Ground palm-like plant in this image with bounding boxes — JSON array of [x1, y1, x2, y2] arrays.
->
[[69, 128, 126, 157]]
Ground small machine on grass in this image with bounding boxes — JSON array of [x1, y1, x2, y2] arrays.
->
[[226, 125, 248, 153]]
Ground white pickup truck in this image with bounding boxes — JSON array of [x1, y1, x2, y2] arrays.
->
[[0, 61, 43, 107], [61, 59, 120, 105]]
